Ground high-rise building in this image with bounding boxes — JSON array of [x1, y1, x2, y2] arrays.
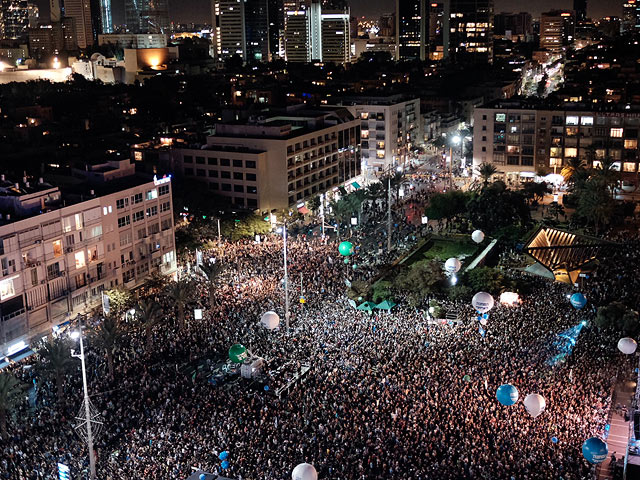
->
[[395, 0, 426, 61], [28, 18, 76, 59], [622, 0, 640, 33], [444, 0, 494, 64], [212, 0, 269, 62], [308, 0, 321, 60], [125, 0, 169, 33], [50, 0, 61, 22], [0, 0, 29, 41], [427, 2, 444, 60], [27, 1, 38, 28], [245, 0, 270, 62], [91, 0, 112, 35], [321, 8, 350, 64], [539, 10, 575, 52], [268, 0, 284, 59], [494, 12, 532, 41], [284, 9, 310, 62], [64, 0, 93, 48], [573, 0, 587, 22]]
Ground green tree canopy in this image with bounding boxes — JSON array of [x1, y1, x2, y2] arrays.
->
[[466, 182, 530, 234]]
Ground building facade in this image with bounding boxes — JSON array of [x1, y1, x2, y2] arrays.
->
[[321, 9, 350, 64], [98, 33, 167, 48], [284, 9, 311, 62], [0, 0, 28, 41], [539, 10, 575, 52], [172, 107, 361, 210], [124, 0, 169, 34], [444, 0, 494, 63], [395, 0, 426, 61], [622, 0, 640, 33], [64, 0, 93, 48], [473, 100, 640, 183], [0, 168, 177, 357]]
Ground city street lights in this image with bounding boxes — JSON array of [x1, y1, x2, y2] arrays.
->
[[69, 318, 101, 480], [449, 135, 461, 190]]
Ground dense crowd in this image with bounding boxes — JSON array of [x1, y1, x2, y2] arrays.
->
[[0, 197, 637, 480]]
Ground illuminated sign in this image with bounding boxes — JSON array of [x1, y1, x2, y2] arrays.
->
[[58, 463, 70, 480], [153, 175, 172, 186]]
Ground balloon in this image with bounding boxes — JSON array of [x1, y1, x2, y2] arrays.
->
[[570, 293, 587, 309], [357, 296, 363, 301], [344, 258, 349, 264], [499, 292, 520, 306], [618, 337, 637, 355], [221, 460, 230, 469], [472, 292, 494, 314], [479, 318, 488, 326], [352, 264, 357, 270], [260, 311, 280, 330], [199, 474, 206, 480], [496, 384, 519, 406], [444, 257, 461, 273], [292, 463, 318, 480], [582, 437, 608, 464], [228, 344, 248, 363], [219, 451, 229, 461], [338, 241, 354, 256], [264, 385, 269, 391], [472, 230, 485, 243], [524, 393, 546, 418], [551, 436, 558, 444], [463, 374, 471, 382]]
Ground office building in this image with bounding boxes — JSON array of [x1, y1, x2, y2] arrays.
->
[[27, 1, 37, 27], [445, 0, 494, 64], [0, 161, 177, 357], [0, 0, 28, 41], [622, 0, 640, 33], [93, 0, 113, 34], [50, 0, 61, 22], [493, 12, 532, 42], [284, 8, 311, 62], [212, 0, 269, 62], [172, 106, 361, 210], [473, 100, 640, 183], [28, 19, 76, 60], [395, 0, 426, 61], [539, 10, 575, 52], [338, 94, 420, 174], [267, 0, 284, 59], [321, 9, 350, 64], [64, 0, 93, 48], [244, 0, 269, 61], [124, 0, 169, 34], [573, 0, 587, 22], [98, 33, 166, 48]]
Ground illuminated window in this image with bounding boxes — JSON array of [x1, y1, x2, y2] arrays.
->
[[495, 113, 506, 122], [623, 162, 637, 172], [566, 116, 579, 125], [0, 277, 15, 300], [550, 147, 562, 157], [361, 130, 369, 139], [376, 150, 385, 159], [146, 189, 158, 200], [550, 158, 562, 167], [75, 251, 86, 269], [565, 127, 578, 136], [360, 112, 369, 119], [506, 145, 520, 154], [53, 240, 62, 257], [580, 116, 593, 125], [62, 213, 83, 232], [377, 141, 385, 149], [624, 139, 637, 149], [610, 128, 623, 138], [565, 148, 577, 157]]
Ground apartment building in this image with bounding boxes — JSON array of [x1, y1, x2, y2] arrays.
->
[[337, 94, 420, 175], [473, 100, 640, 183], [172, 106, 361, 211], [0, 160, 176, 357]]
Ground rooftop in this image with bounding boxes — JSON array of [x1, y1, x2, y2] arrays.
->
[[480, 97, 640, 113]]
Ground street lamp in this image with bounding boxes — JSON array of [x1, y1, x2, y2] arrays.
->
[[275, 221, 290, 330], [70, 317, 102, 480], [386, 164, 403, 252], [449, 135, 461, 190]]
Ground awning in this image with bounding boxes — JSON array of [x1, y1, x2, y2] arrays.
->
[[297, 206, 309, 214], [351, 181, 361, 189], [338, 186, 348, 195]]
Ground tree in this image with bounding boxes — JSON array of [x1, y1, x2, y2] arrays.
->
[[0, 373, 25, 439], [135, 299, 162, 351], [477, 162, 498, 186], [223, 214, 272, 241], [167, 279, 193, 329], [425, 190, 472, 227], [91, 315, 124, 380], [35, 337, 74, 404], [521, 181, 550, 205], [199, 261, 225, 308], [144, 271, 168, 292], [347, 280, 371, 302], [465, 267, 507, 295], [561, 157, 587, 185], [575, 177, 614, 235], [104, 287, 133, 318], [594, 302, 639, 335], [307, 195, 321, 215], [372, 280, 392, 303], [466, 181, 530, 234], [397, 260, 445, 303]]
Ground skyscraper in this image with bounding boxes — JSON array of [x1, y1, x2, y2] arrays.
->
[[573, 0, 587, 22], [539, 10, 575, 52], [395, 0, 426, 61], [444, 0, 494, 64], [244, 0, 269, 62], [622, 0, 640, 33], [321, 8, 350, 64], [0, 0, 29, 41], [213, 0, 269, 62], [284, 9, 310, 62], [62, 0, 94, 48], [94, 0, 112, 34], [268, 0, 284, 59], [125, 0, 169, 33]]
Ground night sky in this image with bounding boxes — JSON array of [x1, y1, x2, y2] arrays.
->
[[38, 0, 621, 25]]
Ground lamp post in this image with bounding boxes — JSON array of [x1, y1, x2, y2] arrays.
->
[[70, 317, 99, 480], [385, 164, 403, 252], [449, 135, 461, 190], [275, 221, 290, 330]]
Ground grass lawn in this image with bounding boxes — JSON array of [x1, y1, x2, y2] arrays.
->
[[402, 237, 479, 267]]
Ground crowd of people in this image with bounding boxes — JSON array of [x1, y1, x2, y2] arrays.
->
[[0, 187, 637, 480]]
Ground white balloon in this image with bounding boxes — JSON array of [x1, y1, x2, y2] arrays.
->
[[472, 230, 485, 244], [618, 337, 637, 355], [260, 311, 280, 330], [444, 257, 461, 273], [472, 292, 494, 314], [524, 393, 546, 418], [292, 463, 318, 480], [479, 318, 488, 326]]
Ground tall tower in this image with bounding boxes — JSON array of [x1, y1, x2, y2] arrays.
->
[[321, 8, 350, 64], [125, 0, 169, 33], [395, 0, 426, 61], [444, 0, 494, 64], [573, 0, 587, 22], [64, 0, 94, 48], [0, 0, 29, 41]]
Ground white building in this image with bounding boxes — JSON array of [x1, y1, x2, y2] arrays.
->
[[0, 160, 177, 357], [97, 33, 168, 49]]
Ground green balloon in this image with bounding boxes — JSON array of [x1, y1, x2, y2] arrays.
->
[[229, 344, 248, 363], [344, 258, 350, 264], [338, 241, 354, 256], [357, 296, 363, 301], [352, 264, 357, 270], [463, 374, 471, 383]]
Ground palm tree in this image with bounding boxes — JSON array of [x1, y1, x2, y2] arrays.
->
[[477, 162, 498, 186], [199, 261, 225, 308], [0, 373, 25, 439], [91, 315, 125, 380], [36, 337, 74, 404], [167, 280, 193, 329], [577, 177, 614, 235], [593, 157, 620, 198], [561, 157, 587, 184], [135, 299, 161, 351]]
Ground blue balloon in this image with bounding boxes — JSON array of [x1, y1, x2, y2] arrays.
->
[[496, 384, 519, 406], [199, 474, 206, 480], [264, 385, 269, 391], [570, 293, 587, 310], [218, 451, 229, 460], [551, 436, 558, 444], [221, 460, 230, 469], [582, 437, 608, 464]]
